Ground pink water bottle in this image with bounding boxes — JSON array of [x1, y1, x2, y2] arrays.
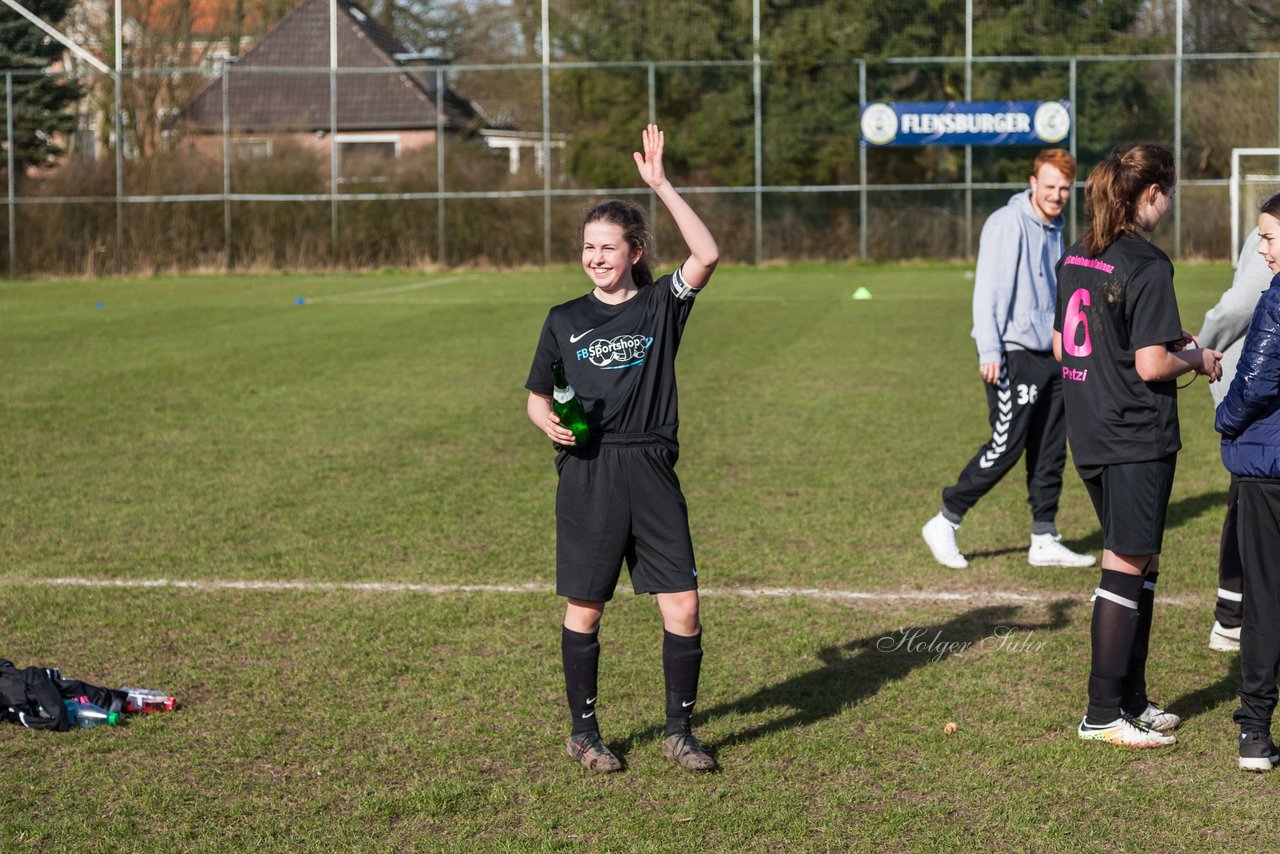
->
[[121, 687, 177, 713]]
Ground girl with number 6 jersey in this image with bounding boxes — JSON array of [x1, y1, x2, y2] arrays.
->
[[1053, 143, 1221, 749]]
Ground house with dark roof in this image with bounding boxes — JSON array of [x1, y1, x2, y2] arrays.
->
[[177, 0, 485, 164]]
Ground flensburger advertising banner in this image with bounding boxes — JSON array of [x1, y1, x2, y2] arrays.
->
[[860, 100, 1071, 147]]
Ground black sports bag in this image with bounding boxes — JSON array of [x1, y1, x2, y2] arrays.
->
[[0, 659, 128, 730]]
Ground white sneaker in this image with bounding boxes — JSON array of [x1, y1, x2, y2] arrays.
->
[[922, 513, 968, 568], [1028, 533, 1096, 567], [1209, 621, 1241, 652], [1077, 715, 1176, 748], [1136, 702, 1181, 733]]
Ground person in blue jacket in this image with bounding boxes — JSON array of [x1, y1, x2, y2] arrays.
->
[[1215, 191, 1280, 773]]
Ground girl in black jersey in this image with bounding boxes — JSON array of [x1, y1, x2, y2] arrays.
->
[[1053, 143, 1222, 748], [524, 124, 719, 772]]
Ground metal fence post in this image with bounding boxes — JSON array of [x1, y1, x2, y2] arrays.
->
[[222, 61, 232, 269], [113, 71, 123, 271], [752, 0, 762, 265], [648, 62, 656, 230], [329, 0, 339, 257], [6, 73, 14, 277], [859, 60, 867, 261], [436, 67, 446, 266], [114, 0, 122, 271], [1069, 58, 1078, 245], [963, 0, 973, 260], [541, 0, 551, 266], [1173, 0, 1183, 257]]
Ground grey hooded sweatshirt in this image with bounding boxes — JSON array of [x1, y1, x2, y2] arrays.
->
[[1198, 228, 1272, 408], [970, 189, 1065, 364]]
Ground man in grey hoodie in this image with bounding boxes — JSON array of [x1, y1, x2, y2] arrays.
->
[[1198, 227, 1273, 651], [923, 149, 1095, 569]]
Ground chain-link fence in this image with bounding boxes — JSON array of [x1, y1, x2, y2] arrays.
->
[[3, 0, 1279, 275]]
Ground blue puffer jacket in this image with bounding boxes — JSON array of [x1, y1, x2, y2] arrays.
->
[[1217, 272, 1280, 478]]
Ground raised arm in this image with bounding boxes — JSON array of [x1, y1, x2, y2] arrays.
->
[[633, 124, 719, 288]]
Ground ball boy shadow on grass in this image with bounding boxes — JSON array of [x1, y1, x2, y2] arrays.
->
[[611, 600, 1073, 763]]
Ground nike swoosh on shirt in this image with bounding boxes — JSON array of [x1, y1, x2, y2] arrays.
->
[[569, 329, 594, 343]]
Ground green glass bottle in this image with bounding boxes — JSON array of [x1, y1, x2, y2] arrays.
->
[[550, 360, 591, 446]]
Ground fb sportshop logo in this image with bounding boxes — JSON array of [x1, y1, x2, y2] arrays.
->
[[576, 334, 653, 369]]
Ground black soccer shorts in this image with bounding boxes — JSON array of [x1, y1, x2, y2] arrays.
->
[[554, 434, 698, 602], [1077, 454, 1177, 555]]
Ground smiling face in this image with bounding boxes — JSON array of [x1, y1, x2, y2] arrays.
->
[[1258, 212, 1280, 274], [1028, 163, 1072, 224], [582, 221, 641, 295]]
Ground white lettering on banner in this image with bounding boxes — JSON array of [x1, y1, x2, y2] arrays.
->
[[899, 111, 1032, 137]]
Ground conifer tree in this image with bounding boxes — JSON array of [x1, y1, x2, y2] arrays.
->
[[0, 0, 82, 174]]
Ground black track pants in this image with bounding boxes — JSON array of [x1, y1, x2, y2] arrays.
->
[[1215, 474, 1244, 627], [1234, 478, 1280, 734], [942, 349, 1066, 525]]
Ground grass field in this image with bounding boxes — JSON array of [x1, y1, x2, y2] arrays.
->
[[2, 262, 1277, 851]]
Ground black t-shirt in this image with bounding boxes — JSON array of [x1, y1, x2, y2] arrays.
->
[[526, 269, 698, 450], [1053, 235, 1184, 466]]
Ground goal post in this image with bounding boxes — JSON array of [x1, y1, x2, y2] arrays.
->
[[1231, 147, 1280, 267]]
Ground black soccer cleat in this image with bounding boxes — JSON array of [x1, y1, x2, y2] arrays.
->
[[662, 731, 716, 771], [566, 731, 623, 773]]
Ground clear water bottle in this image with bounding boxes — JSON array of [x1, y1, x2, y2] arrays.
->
[[64, 699, 122, 728], [121, 687, 177, 713]]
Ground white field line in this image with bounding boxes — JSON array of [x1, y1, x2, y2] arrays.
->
[[305, 276, 467, 303], [0, 576, 1208, 607]]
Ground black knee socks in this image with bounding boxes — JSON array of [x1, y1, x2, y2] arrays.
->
[[663, 629, 703, 737], [562, 626, 601, 735], [1122, 570, 1158, 716], [1086, 569, 1145, 725]]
